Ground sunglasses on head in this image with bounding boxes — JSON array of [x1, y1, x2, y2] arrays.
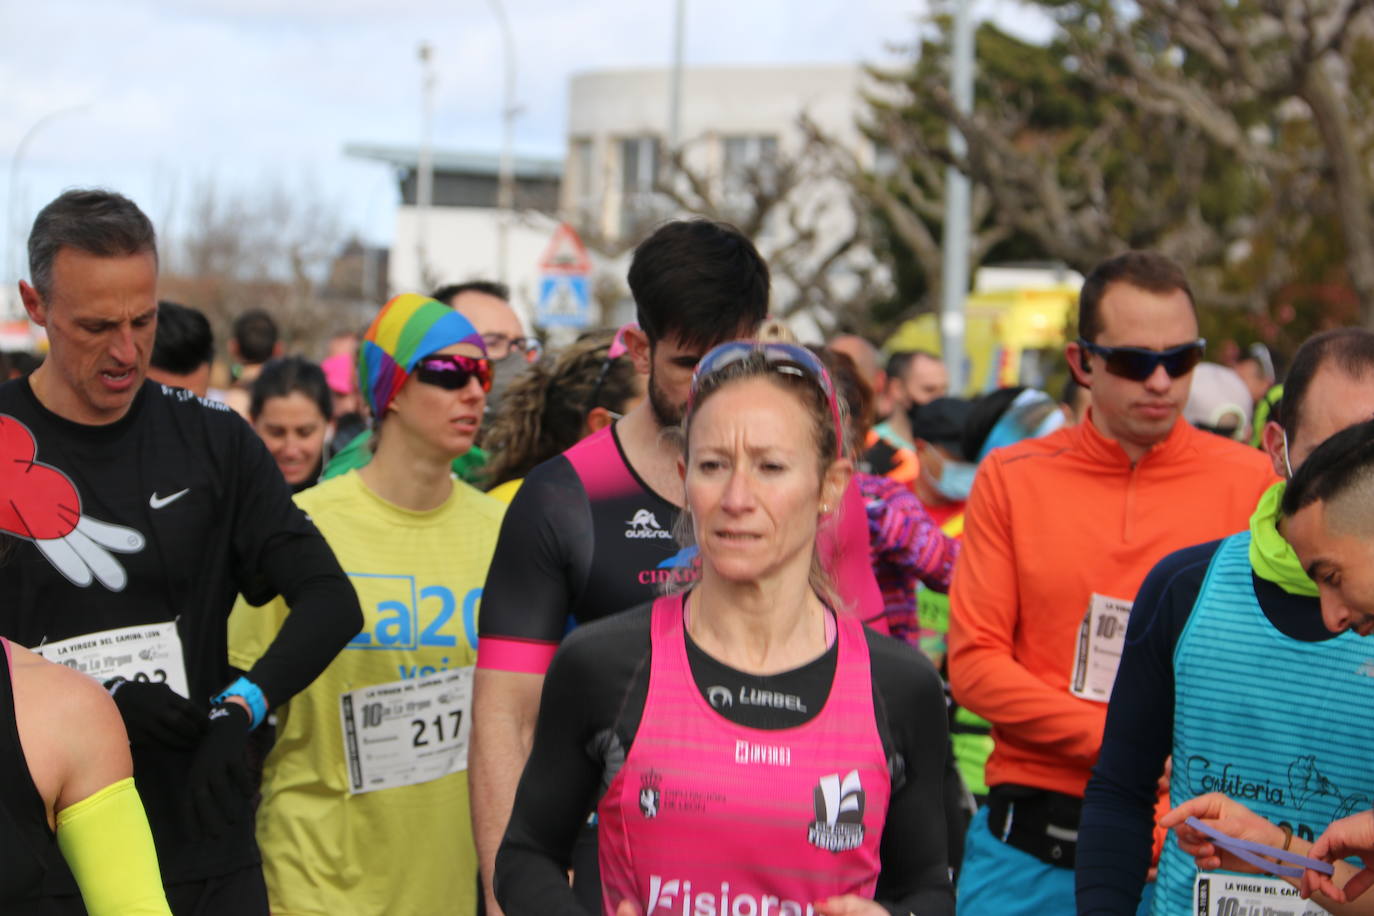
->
[[413, 354, 493, 392], [689, 340, 844, 458], [1077, 338, 1206, 381]]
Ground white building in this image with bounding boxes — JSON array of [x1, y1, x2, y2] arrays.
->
[[345, 143, 564, 331], [561, 65, 885, 333], [350, 65, 885, 338]]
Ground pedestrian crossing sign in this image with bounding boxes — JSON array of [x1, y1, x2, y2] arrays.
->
[[536, 274, 591, 328]]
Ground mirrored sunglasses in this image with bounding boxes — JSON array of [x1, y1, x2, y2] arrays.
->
[[413, 354, 493, 392]]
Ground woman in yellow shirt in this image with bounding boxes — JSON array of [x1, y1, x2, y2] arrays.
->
[[229, 294, 506, 916]]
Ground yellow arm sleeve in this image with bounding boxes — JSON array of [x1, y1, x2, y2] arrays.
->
[[55, 777, 172, 916]]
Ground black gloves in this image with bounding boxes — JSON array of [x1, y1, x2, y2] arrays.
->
[[185, 702, 254, 837], [105, 677, 204, 749]]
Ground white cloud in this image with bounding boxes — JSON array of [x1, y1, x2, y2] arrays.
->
[[1, 0, 1052, 281]]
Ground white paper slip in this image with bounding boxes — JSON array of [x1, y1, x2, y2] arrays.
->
[[34, 622, 190, 699], [339, 666, 474, 795], [1194, 871, 1330, 916], [1069, 593, 1132, 702]]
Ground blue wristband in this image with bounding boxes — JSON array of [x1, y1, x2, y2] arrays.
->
[[213, 676, 268, 730]]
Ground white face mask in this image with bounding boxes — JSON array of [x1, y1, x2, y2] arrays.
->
[[1282, 428, 1294, 479]]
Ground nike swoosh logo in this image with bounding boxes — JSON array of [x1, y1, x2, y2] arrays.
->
[[149, 488, 190, 509]]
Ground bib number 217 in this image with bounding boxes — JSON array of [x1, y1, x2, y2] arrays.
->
[[412, 710, 463, 747]]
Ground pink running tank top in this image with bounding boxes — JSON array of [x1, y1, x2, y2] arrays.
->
[[598, 594, 891, 916]]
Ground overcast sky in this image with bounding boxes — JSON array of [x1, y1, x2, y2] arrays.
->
[[0, 0, 1051, 284]]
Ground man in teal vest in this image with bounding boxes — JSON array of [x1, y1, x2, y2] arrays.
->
[[1077, 328, 1374, 915], [1159, 418, 1374, 905]]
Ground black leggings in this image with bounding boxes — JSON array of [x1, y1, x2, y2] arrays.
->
[[12, 863, 268, 916], [164, 864, 270, 916]]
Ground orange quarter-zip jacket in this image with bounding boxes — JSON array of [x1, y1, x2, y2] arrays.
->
[[947, 413, 1278, 798]]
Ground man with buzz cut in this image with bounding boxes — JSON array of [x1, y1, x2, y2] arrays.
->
[[0, 188, 361, 915], [874, 349, 948, 453], [146, 300, 215, 398], [1078, 327, 1374, 915], [947, 250, 1277, 916]]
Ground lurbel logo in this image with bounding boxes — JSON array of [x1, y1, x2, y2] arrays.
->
[[807, 770, 865, 853], [706, 685, 733, 708], [626, 509, 673, 539]]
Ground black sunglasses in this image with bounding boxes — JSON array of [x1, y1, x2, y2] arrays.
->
[[1078, 338, 1206, 381], [413, 354, 493, 392]]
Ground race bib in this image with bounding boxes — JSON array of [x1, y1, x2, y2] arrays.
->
[[339, 666, 474, 795], [1069, 593, 1132, 702], [1194, 872, 1330, 916], [34, 622, 190, 698]]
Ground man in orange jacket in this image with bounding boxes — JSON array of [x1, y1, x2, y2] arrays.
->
[[946, 251, 1278, 915]]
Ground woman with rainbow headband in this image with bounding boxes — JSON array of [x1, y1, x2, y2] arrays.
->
[[228, 294, 506, 915], [496, 340, 954, 916]]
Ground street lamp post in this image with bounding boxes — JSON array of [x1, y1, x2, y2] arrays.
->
[[939, 2, 974, 394], [668, 0, 686, 153], [489, 0, 519, 287], [416, 42, 436, 290], [6, 105, 89, 316]]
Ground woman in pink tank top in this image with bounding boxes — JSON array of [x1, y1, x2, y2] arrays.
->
[[494, 341, 955, 916]]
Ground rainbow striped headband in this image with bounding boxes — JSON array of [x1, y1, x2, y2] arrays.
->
[[358, 293, 486, 416]]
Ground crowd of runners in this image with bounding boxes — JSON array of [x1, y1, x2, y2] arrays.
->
[[7, 188, 1374, 916]]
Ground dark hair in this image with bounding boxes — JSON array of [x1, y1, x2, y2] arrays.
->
[[962, 387, 1028, 462], [28, 189, 157, 299], [1078, 250, 1195, 343], [430, 281, 510, 305], [885, 349, 939, 384], [151, 301, 214, 374], [232, 309, 280, 365], [482, 329, 639, 487], [1277, 328, 1374, 438], [627, 219, 769, 350], [1281, 418, 1374, 517], [1061, 375, 1081, 407], [0, 351, 41, 379], [813, 345, 874, 456], [249, 356, 332, 423]]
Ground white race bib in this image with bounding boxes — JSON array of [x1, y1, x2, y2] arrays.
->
[[34, 622, 190, 699], [339, 666, 474, 795], [1194, 872, 1330, 915], [1069, 593, 1132, 702]]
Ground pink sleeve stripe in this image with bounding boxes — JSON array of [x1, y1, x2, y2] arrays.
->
[[476, 636, 559, 674]]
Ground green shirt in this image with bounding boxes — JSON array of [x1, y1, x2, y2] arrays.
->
[[322, 430, 488, 485]]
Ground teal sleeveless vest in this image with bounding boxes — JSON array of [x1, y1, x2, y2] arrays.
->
[[1154, 532, 1374, 914]]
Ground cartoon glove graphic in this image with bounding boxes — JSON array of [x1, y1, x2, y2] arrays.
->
[[1, 416, 144, 590]]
